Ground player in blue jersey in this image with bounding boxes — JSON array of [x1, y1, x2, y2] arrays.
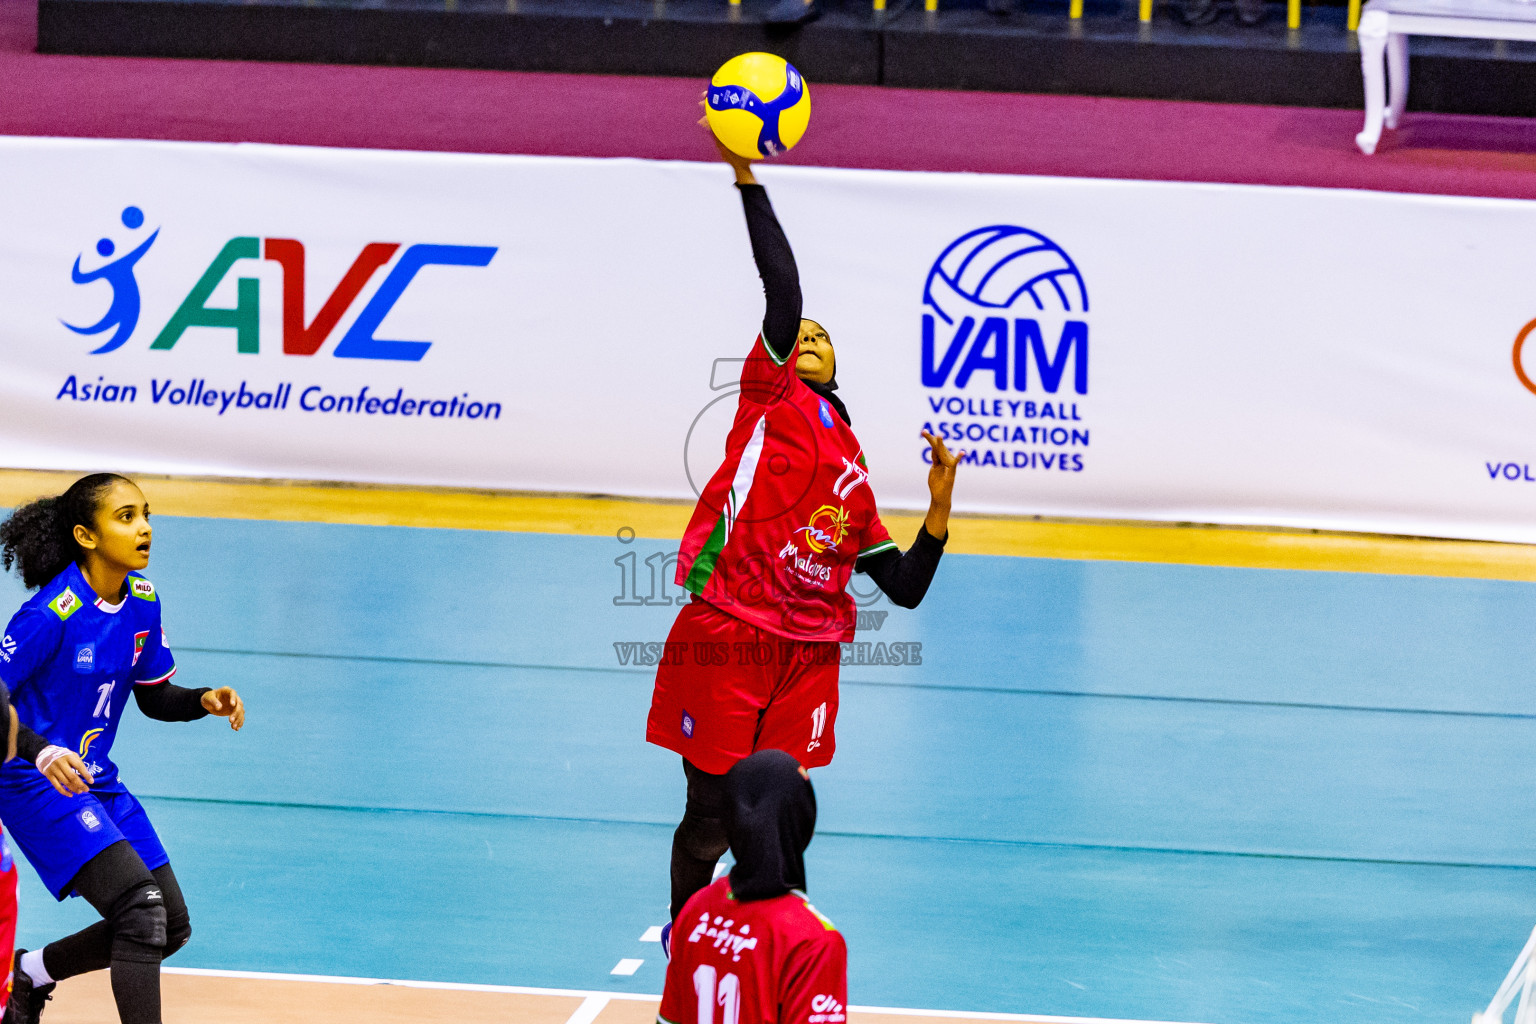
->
[[0, 474, 245, 1024]]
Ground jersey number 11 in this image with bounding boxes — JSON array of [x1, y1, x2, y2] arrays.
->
[[693, 965, 740, 1024]]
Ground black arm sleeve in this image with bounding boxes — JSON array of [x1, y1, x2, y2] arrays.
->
[[133, 682, 212, 723], [15, 723, 46, 766], [737, 183, 803, 364], [854, 526, 948, 610]]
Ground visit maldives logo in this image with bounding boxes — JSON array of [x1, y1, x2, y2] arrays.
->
[[62, 205, 497, 362]]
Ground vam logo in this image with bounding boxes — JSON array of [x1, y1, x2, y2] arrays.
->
[[64, 208, 496, 363], [922, 226, 1089, 394]]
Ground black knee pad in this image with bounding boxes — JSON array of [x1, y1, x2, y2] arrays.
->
[[675, 811, 728, 863], [109, 882, 168, 963], [162, 905, 191, 958]]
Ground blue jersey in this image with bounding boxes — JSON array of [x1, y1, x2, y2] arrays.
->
[[0, 563, 176, 787]]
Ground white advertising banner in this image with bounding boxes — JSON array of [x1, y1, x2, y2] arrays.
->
[[3, 136, 1536, 542]]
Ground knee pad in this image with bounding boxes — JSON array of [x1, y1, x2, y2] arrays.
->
[[675, 811, 728, 863], [109, 882, 168, 962], [162, 905, 191, 958]]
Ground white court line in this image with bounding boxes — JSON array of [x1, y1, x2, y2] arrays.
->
[[161, 967, 659, 1001], [566, 994, 612, 1024], [611, 959, 644, 976], [160, 966, 1215, 1024], [640, 925, 664, 942]]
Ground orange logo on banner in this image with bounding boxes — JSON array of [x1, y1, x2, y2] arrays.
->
[[1514, 318, 1536, 396]]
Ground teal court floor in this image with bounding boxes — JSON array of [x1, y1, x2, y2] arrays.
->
[[1, 513, 1533, 1024]]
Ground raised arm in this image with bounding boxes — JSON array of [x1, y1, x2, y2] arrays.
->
[[716, 139, 803, 364], [738, 184, 803, 364]]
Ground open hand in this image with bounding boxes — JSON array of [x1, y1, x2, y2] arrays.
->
[[201, 687, 245, 731], [38, 746, 94, 797], [923, 430, 963, 507], [921, 430, 963, 539]]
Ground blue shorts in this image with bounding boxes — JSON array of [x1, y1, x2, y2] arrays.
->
[[0, 768, 167, 900]]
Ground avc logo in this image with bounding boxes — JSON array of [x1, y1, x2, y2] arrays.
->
[[63, 206, 496, 362]]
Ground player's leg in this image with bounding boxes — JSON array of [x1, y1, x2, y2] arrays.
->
[[38, 862, 193, 989], [46, 840, 166, 1024], [671, 759, 729, 920], [27, 778, 178, 973], [0, 778, 129, 1024], [753, 640, 841, 769], [95, 786, 182, 959], [148, 864, 190, 960], [648, 600, 775, 920]]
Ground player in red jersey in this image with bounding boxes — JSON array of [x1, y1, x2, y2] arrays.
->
[[0, 682, 22, 1012], [659, 750, 843, 1024], [647, 130, 964, 925]]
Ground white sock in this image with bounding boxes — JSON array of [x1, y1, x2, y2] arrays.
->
[[20, 949, 52, 986]]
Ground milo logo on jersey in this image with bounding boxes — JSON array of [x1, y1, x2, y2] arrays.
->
[[920, 226, 1090, 474], [48, 588, 82, 621]]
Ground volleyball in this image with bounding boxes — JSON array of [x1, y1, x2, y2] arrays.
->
[[705, 52, 811, 159]]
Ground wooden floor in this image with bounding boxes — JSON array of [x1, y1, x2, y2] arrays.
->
[[52, 972, 592, 1024], [44, 970, 1181, 1024], [2, 467, 1535, 582]]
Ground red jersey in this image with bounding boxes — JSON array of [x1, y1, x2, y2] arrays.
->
[[677, 335, 896, 643], [659, 877, 847, 1024], [0, 832, 14, 1006]]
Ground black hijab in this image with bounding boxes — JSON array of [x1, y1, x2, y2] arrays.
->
[[725, 749, 818, 902]]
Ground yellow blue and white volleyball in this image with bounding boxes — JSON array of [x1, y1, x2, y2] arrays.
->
[[705, 53, 811, 159]]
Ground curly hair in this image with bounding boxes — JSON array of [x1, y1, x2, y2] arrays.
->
[[0, 473, 134, 590]]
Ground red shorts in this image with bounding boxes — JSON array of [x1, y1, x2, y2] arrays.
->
[[646, 598, 842, 775]]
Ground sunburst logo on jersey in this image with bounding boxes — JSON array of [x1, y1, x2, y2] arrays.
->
[[79, 728, 105, 758], [798, 505, 850, 554]]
